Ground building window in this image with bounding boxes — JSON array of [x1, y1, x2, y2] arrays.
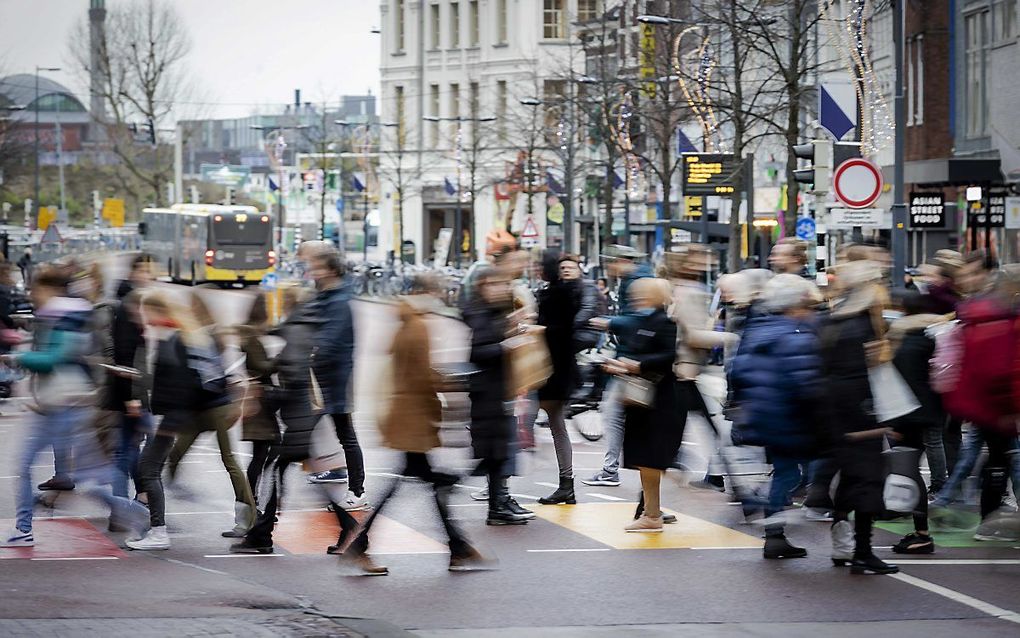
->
[[468, 1, 480, 46], [496, 0, 508, 44], [497, 80, 507, 136], [449, 83, 460, 143], [993, 0, 1017, 42], [430, 4, 441, 49], [964, 11, 989, 138], [429, 84, 440, 147], [450, 2, 461, 48], [907, 36, 924, 126], [394, 0, 405, 53], [578, 0, 602, 23], [543, 0, 565, 39], [395, 85, 406, 145]]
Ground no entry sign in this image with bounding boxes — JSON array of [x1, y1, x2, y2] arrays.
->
[[833, 158, 883, 209]]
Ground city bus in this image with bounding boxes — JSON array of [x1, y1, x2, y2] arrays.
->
[[140, 204, 276, 286]]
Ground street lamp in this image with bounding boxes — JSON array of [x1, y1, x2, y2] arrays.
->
[[336, 120, 399, 261], [422, 115, 496, 267], [33, 66, 60, 230], [519, 94, 579, 252]]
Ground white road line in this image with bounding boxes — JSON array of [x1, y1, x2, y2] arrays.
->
[[572, 451, 604, 455], [369, 550, 449, 555], [164, 557, 229, 576], [203, 553, 284, 558], [586, 493, 626, 502], [888, 572, 1020, 625], [0, 475, 19, 479], [527, 548, 611, 553], [894, 559, 1020, 565], [30, 556, 119, 561], [510, 493, 540, 500], [448, 503, 486, 508], [534, 482, 559, 488], [688, 546, 761, 550]]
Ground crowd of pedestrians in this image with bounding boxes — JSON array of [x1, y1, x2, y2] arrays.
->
[[0, 235, 1017, 580]]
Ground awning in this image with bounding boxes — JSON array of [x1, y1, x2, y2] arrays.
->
[[903, 158, 1004, 186]]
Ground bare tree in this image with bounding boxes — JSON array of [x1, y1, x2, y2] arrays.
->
[[69, 0, 194, 207]]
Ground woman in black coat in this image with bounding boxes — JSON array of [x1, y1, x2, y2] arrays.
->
[[604, 278, 683, 533], [818, 261, 898, 575], [536, 252, 580, 505], [463, 265, 535, 526]]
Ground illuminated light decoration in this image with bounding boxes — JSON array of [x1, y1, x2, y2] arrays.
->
[[672, 26, 718, 152], [608, 90, 644, 198], [752, 218, 779, 228]]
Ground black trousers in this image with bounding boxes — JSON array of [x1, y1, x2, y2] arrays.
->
[[330, 412, 366, 495], [347, 452, 471, 558]]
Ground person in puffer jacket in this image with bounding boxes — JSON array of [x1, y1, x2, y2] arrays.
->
[[730, 274, 823, 560]]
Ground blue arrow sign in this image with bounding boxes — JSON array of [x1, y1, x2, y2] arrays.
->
[[335, 197, 345, 213], [795, 217, 817, 241]]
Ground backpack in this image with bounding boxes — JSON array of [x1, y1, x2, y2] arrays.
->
[[185, 342, 228, 397], [940, 299, 1019, 434], [928, 320, 963, 394]]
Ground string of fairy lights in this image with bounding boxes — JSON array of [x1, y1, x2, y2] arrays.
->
[[672, 25, 718, 153], [823, 0, 895, 157]]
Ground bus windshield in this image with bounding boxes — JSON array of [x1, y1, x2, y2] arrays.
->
[[211, 214, 272, 246]]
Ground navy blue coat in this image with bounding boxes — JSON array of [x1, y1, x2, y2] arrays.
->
[[729, 314, 822, 457], [311, 282, 356, 414]]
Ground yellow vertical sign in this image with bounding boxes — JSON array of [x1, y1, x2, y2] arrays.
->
[[103, 198, 125, 227], [685, 196, 702, 218], [640, 24, 657, 98], [37, 206, 57, 230]]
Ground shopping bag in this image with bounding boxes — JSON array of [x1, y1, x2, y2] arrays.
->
[[505, 329, 552, 397], [868, 361, 920, 423], [619, 375, 655, 408], [883, 446, 922, 514]]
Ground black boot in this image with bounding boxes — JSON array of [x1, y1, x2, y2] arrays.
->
[[763, 534, 808, 559], [850, 552, 899, 575], [538, 477, 576, 505], [487, 479, 530, 525]]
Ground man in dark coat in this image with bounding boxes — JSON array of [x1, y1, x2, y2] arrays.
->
[[463, 265, 535, 525], [306, 250, 368, 511]]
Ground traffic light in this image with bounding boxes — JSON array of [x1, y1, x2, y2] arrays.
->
[[223, 187, 235, 205], [792, 139, 833, 195]]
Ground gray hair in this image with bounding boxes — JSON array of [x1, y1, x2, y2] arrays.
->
[[762, 274, 821, 313]]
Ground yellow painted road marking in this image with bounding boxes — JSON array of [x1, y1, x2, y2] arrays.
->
[[531, 502, 763, 550]]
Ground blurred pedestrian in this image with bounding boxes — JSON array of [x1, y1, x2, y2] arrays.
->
[[536, 253, 580, 505], [818, 260, 898, 575], [346, 275, 492, 574], [769, 238, 810, 278], [17, 248, 33, 289], [237, 292, 280, 496], [463, 265, 535, 525], [730, 274, 823, 558], [601, 278, 681, 532]]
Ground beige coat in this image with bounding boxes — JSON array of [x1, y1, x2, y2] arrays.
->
[[669, 280, 737, 380], [377, 298, 442, 453]]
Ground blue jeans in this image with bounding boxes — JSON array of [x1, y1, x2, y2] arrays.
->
[[16, 408, 86, 533], [113, 412, 152, 498], [599, 378, 624, 476], [933, 426, 1020, 507], [766, 455, 804, 534]]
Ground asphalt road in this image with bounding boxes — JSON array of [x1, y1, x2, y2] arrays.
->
[[0, 291, 1018, 637]]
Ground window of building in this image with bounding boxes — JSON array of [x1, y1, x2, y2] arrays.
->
[[993, 0, 1017, 42], [451, 2, 461, 48], [964, 11, 989, 138], [429, 84, 440, 147], [395, 85, 406, 145], [449, 83, 460, 143], [497, 80, 507, 136], [394, 0, 405, 53], [906, 36, 924, 126], [430, 4, 441, 49], [578, 0, 602, 22], [469, 0, 480, 46], [496, 0, 508, 44], [543, 0, 565, 39]]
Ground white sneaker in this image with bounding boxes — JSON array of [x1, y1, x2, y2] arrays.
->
[[340, 491, 370, 512], [125, 525, 169, 551], [0, 527, 34, 547], [469, 487, 489, 502]]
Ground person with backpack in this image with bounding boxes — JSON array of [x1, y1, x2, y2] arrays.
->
[[1, 268, 148, 547], [165, 291, 256, 539], [126, 294, 209, 551], [938, 266, 1020, 540], [236, 292, 280, 496]]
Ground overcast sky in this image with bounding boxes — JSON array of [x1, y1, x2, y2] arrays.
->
[[0, 0, 381, 120]]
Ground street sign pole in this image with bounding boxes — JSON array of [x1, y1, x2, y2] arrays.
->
[[891, 0, 908, 288]]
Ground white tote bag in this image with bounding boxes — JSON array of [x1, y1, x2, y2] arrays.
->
[[868, 362, 920, 423]]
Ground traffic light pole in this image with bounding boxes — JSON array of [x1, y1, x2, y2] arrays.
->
[[891, 0, 908, 288]]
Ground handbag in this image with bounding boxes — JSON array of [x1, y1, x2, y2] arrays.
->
[[505, 329, 552, 397], [883, 446, 923, 514], [866, 302, 920, 423], [619, 374, 656, 408]]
